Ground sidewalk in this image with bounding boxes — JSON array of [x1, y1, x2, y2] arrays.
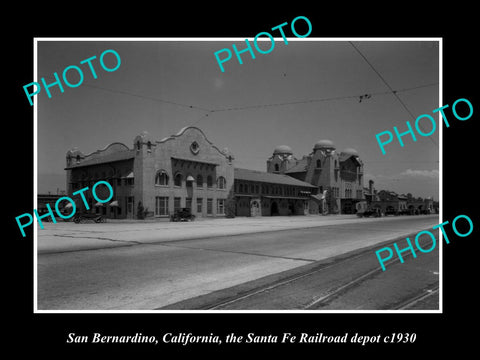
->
[[37, 214, 439, 254]]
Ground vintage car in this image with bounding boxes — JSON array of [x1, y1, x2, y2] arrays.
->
[[73, 212, 106, 223], [170, 208, 196, 222], [356, 201, 382, 218]]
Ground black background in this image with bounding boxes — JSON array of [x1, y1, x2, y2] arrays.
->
[[7, 4, 478, 356]]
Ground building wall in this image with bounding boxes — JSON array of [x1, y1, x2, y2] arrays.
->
[[135, 127, 234, 218], [233, 178, 311, 217], [67, 159, 135, 219]]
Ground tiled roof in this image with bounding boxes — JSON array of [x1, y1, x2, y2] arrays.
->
[[65, 150, 135, 169], [285, 158, 309, 173], [234, 168, 316, 188]]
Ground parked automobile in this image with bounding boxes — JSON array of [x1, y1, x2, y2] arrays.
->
[[355, 201, 382, 218], [73, 212, 106, 223], [170, 208, 195, 222], [384, 208, 398, 216], [357, 208, 382, 218]]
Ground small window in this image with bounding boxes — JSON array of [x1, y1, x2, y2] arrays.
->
[[155, 171, 169, 186], [155, 196, 169, 216], [174, 197, 181, 212], [197, 198, 203, 213], [274, 164, 279, 172], [196, 174, 203, 188], [316, 159, 322, 168], [207, 198, 213, 214], [217, 199, 225, 215], [207, 175, 213, 188], [239, 184, 244, 193], [174, 173, 182, 187], [217, 176, 226, 190]]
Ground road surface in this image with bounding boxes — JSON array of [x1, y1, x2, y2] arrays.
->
[[37, 215, 440, 310]]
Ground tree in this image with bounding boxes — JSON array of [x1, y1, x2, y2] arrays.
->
[[137, 201, 145, 220], [225, 187, 236, 218]]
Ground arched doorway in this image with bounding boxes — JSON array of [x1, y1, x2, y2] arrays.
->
[[250, 200, 261, 217], [408, 205, 415, 215], [271, 201, 279, 216], [288, 202, 295, 215]]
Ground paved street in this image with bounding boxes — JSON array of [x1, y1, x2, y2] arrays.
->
[[37, 215, 439, 310], [173, 228, 439, 310]]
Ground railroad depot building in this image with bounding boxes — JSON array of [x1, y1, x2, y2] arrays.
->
[[266, 140, 365, 214], [65, 127, 319, 219]]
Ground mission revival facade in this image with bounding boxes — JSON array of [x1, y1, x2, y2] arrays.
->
[[65, 127, 365, 219]]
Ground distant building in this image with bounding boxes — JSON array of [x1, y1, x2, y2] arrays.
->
[[374, 190, 408, 215], [266, 140, 365, 214], [364, 180, 379, 204], [365, 182, 436, 215], [37, 194, 64, 216]]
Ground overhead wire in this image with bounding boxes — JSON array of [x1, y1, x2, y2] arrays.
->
[[348, 41, 438, 147], [42, 66, 439, 135]]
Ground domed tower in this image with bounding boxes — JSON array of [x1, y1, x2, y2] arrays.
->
[[313, 139, 336, 156], [339, 147, 364, 201], [308, 139, 336, 176], [267, 145, 295, 173]]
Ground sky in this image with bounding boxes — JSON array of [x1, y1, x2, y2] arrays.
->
[[36, 39, 440, 199]]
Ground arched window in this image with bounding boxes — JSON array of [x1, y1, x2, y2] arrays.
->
[[274, 164, 279, 172], [217, 176, 226, 189], [196, 174, 203, 188], [155, 170, 168, 186], [316, 159, 322, 168], [207, 175, 213, 188], [174, 173, 182, 187]]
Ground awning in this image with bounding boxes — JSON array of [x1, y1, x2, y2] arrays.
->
[[64, 202, 74, 209], [95, 202, 104, 207], [186, 175, 195, 182], [109, 200, 119, 207], [122, 171, 134, 179]]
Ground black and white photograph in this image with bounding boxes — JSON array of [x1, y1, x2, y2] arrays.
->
[[34, 39, 441, 312], [8, 6, 478, 355]]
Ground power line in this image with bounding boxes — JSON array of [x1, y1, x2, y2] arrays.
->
[[348, 41, 438, 147], [189, 82, 438, 127], [41, 76, 212, 113], [43, 74, 439, 133], [208, 83, 437, 113], [83, 83, 212, 112]]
